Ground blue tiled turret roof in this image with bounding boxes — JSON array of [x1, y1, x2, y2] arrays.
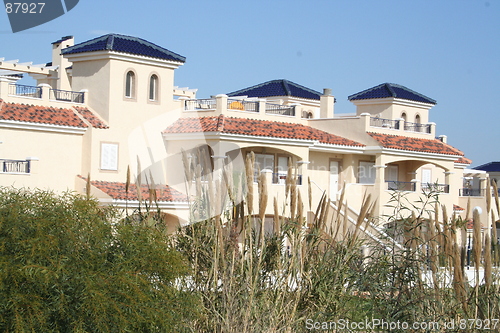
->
[[227, 79, 322, 100], [474, 161, 500, 172], [348, 83, 436, 105], [61, 34, 186, 63]]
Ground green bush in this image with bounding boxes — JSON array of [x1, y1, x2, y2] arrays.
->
[[0, 188, 199, 332]]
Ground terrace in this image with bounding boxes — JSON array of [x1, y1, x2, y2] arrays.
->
[[0, 81, 86, 104], [182, 96, 296, 117]]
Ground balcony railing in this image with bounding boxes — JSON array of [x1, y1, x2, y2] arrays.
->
[[8, 83, 41, 98], [0, 159, 30, 174], [265, 103, 295, 116], [184, 98, 217, 110], [404, 121, 431, 133], [459, 188, 484, 197], [227, 99, 259, 112], [386, 181, 415, 191], [371, 117, 399, 130], [50, 89, 85, 103], [272, 173, 302, 185], [422, 183, 449, 193]]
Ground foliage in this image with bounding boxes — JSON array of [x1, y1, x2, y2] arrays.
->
[[0, 188, 199, 332]]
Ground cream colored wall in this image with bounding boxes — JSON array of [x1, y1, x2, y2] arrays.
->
[[0, 127, 83, 191], [71, 56, 181, 185], [70, 59, 112, 121]]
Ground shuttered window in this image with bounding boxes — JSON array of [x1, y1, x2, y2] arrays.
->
[[101, 143, 118, 171]]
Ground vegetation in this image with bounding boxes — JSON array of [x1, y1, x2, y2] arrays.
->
[[0, 188, 199, 332], [1, 150, 499, 332]]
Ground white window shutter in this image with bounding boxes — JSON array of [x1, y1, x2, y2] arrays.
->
[[101, 143, 118, 170]]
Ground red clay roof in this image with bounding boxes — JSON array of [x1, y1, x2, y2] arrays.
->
[[163, 115, 365, 147], [89, 179, 187, 202], [73, 106, 109, 129], [368, 132, 465, 156], [454, 204, 465, 211], [455, 156, 472, 165], [0, 99, 88, 128]]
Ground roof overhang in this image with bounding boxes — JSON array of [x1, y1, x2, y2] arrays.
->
[[0, 119, 87, 134], [364, 146, 461, 162], [63, 50, 184, 69], [163, 131, 365, 153], [99, 198, 189, 209]]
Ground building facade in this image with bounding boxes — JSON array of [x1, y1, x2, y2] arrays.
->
[[0, 34, 494, 239]]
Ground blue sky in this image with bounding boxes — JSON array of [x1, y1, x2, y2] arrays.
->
[[1, 0, 499, 166]]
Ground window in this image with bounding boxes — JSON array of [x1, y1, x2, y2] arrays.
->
[[125, 71, 135, 98], [421, 168, 432, 189], [401, 112, 407, 122], [149, 74, 158, 101], [254, 153, 275, 182], [358, 161, 376, 184], [101, 143, 118, 171]]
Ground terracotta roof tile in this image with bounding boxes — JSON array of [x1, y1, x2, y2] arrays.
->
[[455, 156, 472, 165], [0, 99, 87, 128], [73, 106, 109, 129], [368, 132, 464, 156], [454, 204, 465, 211], [164, 115, 364, 147], [88, 179, 187, 202]]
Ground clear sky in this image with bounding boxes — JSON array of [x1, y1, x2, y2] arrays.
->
[[1, 0, 499, 167]]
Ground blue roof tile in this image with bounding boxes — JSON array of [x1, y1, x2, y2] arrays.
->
[[474, 161, 500, 172], [348, 83, 436, 105], [61, 34, 186, 63], [227, 79, 322, 100]]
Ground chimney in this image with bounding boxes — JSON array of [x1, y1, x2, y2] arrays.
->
[[51, 36, 74, 90], [320, 88, 334, 118], [438, 135, 447, 143]]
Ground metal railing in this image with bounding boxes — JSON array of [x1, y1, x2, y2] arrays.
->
[[8, 83, 42, 98], [227, 99, 259, 112], [370, 117, 399, 129], [422, 183, 449, 193], [184, 98, 217, 111], [459, 188, 484, 197], [271, 173, 302, 185], [386, 181, 416, 192], [0, 159, 30, 173], [50, 89, 84, 103], [265, 103, 295, 116], [404, 121, 431, 133]]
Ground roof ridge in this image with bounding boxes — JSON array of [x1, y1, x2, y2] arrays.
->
[[385, 83, 396, 97], [216, 114, 225, 131], [106, 34, 114, 50]]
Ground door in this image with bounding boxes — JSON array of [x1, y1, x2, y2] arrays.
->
[[330, 161, 339, 200]]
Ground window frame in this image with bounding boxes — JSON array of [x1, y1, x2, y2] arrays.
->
[[124, 70, 137, 99], [148, 73, 159, 102]]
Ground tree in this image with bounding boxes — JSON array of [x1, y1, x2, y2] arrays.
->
[[0, 188, 199, 332]]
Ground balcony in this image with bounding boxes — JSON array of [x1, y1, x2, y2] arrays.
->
[[0, 159, 30, 174], [50, 88, 85, 103], [5, 83, 85, 104], [386, 181, 416, 192], [404, 121, 431, 133], [8, 83, 41, 98], [182, 97, 296, 117], [370, 117, 432, 134], [422, 183, 449, 193]]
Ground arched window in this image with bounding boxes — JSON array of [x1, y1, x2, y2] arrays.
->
[[401, 112, 407, 122], [149, 74, 158, 101], [125, 71, 135, 98], [415, 114, 421, 132]]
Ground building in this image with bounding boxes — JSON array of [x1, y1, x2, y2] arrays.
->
[[0, 34, 494, 240]]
